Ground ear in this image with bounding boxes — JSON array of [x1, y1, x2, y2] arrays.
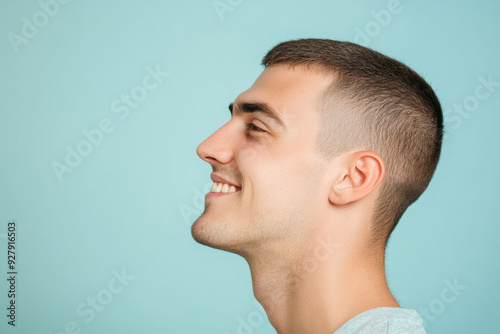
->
[[328, 151, 385, 205]]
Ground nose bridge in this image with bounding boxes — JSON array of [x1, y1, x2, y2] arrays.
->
[[196, 120, 236, 164]]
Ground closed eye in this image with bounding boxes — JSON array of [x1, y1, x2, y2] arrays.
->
[[247, 122, 266, 133]]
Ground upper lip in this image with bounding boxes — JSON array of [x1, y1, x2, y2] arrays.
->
[[210, 173, 241, 189]]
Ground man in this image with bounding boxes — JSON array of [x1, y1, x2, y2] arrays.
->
[[192, 38, 442, 333]]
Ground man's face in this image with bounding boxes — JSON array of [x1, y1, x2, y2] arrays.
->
[[192, 65, 334, 256]]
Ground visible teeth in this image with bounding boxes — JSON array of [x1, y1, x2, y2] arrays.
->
[[210, 182, 239, 193]]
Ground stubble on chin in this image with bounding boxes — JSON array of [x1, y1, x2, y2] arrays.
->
[[192, 211, 237, 251], [191, 210, 262, 258]]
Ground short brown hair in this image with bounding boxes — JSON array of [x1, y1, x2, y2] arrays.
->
[[262, 38, 443, 246]]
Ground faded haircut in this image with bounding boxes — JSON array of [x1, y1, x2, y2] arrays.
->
[[262, 38, 443, 246]]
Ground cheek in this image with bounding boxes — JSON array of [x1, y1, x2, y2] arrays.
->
[[236, 139, 325, 208], [268, 155, 327, 213], [236, 145, 260, 164], [251, 153, 318, 204]]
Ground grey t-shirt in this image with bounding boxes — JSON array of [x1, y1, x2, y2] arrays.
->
[[333, 307, 427, 333]]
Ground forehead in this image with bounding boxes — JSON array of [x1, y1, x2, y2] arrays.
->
[[234, 64, 333, 125]]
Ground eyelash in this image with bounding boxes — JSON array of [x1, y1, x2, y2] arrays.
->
[[246, 122, 266, 133]]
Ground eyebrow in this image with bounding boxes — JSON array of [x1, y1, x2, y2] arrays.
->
[[228, 102, 286, 130]]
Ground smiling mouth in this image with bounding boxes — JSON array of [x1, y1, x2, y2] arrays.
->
[[210, 182, 241, 194]]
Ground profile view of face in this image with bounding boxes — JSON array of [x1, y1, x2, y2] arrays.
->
[[192, 65, 335, 256]]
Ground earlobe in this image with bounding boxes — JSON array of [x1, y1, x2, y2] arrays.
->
[[328, 151, 384, 205]]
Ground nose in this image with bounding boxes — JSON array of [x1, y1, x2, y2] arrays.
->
[[196, 121, 234, 165]]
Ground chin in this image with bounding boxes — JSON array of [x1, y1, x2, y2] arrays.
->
[[191, 218, 219, 248], [191, 216, 251, 257], [191, 216, 230, 249]]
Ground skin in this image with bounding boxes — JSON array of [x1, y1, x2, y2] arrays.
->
[[192, 64, 399, 334]]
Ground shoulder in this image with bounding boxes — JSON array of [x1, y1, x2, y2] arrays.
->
[[333, 307, 427, 334]]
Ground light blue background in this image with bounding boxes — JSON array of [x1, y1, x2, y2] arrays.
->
[[1, 0, 499, 333]]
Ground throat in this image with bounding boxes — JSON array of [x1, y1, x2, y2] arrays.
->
[[246, 251, 396, 334]]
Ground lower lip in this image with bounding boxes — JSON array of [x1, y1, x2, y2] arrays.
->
[[205, 191, 240, 199]]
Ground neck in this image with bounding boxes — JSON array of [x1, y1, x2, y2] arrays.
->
[[244, 234, 399, 334]]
